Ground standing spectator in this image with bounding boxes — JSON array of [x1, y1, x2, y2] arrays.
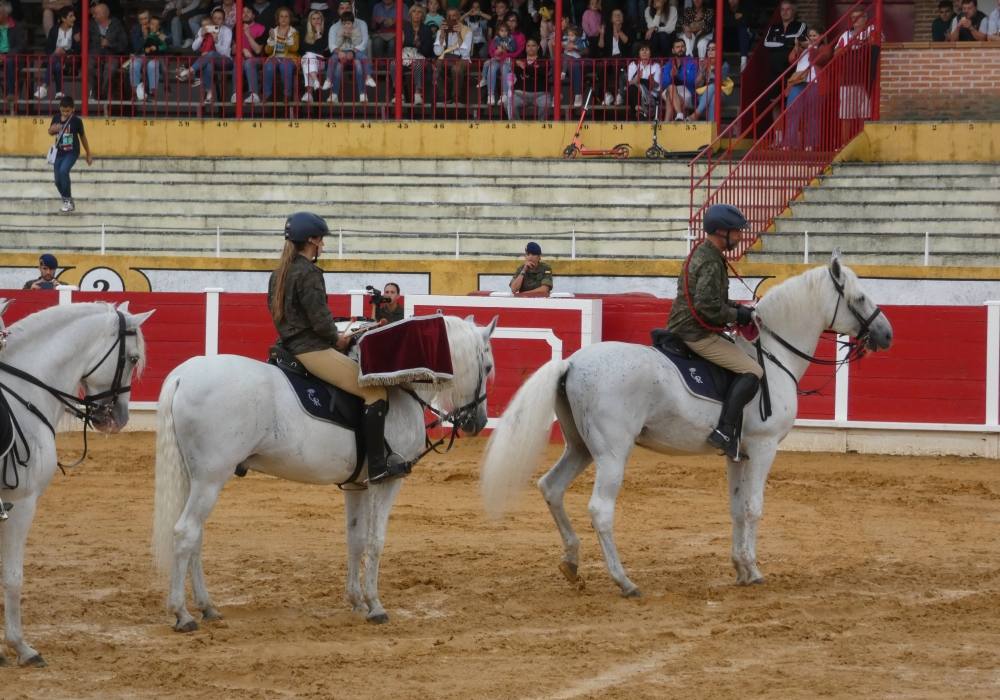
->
[[48, 96, 92, 213], [41, 0, 73, 36], [425, 0, 445, 29], [370, 0, 397, 57], [559, 21, 587, 108], [462, 0, 490, 58], [434, 7, 473, 105], [949, 0, 989, 40], [834, 9, 879, 143], [24, 254, 60, 289], [509, 241, 552, 297], [626, 40, 660, 119], [581, 0, 603, 47], [325, 11, 371, 102], [508, 37, 550, 119], [643, 0, 676, 58], [374, 283, 404, 325], [129, 10, 163, 102], [692, 39, 729, 121], [391, 4, 434, 105], [0, 0, 26, 103], [723, 0, 754, 70], [989, 0, 1000, 38], [479, 18, 515, 105], [300, 10, 328, 101], [596, 8, 631, 105], [783, 26, 827, 148], [238, 5, 267, 103], [179, 8, 233, 105], [263, 6, 300, 102], [661, 36, 696, 120], [762, 0, 805, 106], [87, 3, 129, 101], [681, 0, 714, 57], [35, 6, 79, 100], [932, 0, 955, 40]]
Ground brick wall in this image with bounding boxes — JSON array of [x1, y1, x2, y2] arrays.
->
[[913, 0, 942, 41], [879, 43, 1000, 119]]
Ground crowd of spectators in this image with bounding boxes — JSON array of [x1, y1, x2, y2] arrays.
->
[[931, 0, 1000, 42]]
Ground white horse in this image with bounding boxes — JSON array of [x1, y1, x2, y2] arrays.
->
[[481, 254, 893, 595], [0, 302, 153, 666], [152, 315, 497, 631]]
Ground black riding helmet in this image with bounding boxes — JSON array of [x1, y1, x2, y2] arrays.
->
[[704, 204, 748, 234], [284, 212, 330, 243]]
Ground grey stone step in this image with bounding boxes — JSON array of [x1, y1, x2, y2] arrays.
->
[[818, 175, 1000, 189], [787, 202, 1000, 219], [802, 188, 1000, 203], [831, 163, 1000, 177], [761, 231, 1000, 255], [773, 218, 1000, 234], [759, 251, 993, 267]]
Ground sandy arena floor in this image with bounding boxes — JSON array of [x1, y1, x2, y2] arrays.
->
[[3, 432, 1000, 699]]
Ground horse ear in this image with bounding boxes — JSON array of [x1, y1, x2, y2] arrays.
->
[[829, 248, 842, 280], [482, 315, 499, 339], [117, 301, 131, 313], [464, 314, 476, 324], [0, 298, 12, 317], [131, 309, 156, 327]]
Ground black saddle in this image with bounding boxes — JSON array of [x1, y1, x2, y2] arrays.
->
[[650, 329, 735, 402]]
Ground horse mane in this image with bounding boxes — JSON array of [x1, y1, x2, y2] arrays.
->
[[755, 265, 830, 323]]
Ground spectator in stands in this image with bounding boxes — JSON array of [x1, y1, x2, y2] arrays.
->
[[501, 11, 527, 61], [325, 11, 372, 102], [643, 0, 676, 58], [625, 41, 660, 119], [41, 0, 73, 36], [581, 0, 603, 49], [238, 5, 267, 103], [178, 8, 233, 105], [300, 10, 328, 101], [763, 0, 805, 107], [375, 283, 404, 324], [35, 6, 79, 101], [681, 0, 713, 57], [174, 0, 210, 49], [932, 0, 955, 40], [661, 36, 696, 120], [48, 95, 92, 213], [488, 0, 509, 37], [222, 0, 237, 27], [509, 0, 537, 35], [508, 37, 550, 119], [425, 0, 444, 29], [509, 241, 552, 297], [129, 10, 164, 102], [990, 0, 1000, 38], [87, 3, 128, 101], [834, 8, 879, 143], [595, 8, 631, 106], [479, 18, 516, 106], [370, 0, 398, 57], [261, 7, 300, 102], [558, 21, 587, 108], [692, 39, 729, 121], [390, 3, 434, 105], [24, 254, 60, 289], [462, 0, 490, 58], [251, 0, 277, 29], [949, 0, 989, 40], [434, 7, 473, 105], [722, 0, 753, 71], [676, 19, 697, 55]]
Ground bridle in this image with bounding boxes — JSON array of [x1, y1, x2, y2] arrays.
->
[[404, 356, 489, 458], [0, 310, 138, 479]]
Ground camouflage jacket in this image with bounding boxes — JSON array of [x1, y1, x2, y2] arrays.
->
[[667, 241, 740, 342], [511, 261, 554, 292], [267, 254, 342, 355]]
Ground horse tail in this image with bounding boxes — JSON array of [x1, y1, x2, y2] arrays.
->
[[481, 357, 569, 520], [152, 372, 189, 578]]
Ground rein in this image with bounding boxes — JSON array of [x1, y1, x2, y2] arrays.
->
[[403, 365, 488, 461]]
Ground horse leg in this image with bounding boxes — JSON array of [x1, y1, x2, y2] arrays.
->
[[0, 495, 46, 667], [190, 532, 223, 622], [727, 442, 778, 585], [169, 479, 226, 633], [344, 489, 369, 615], [589, 449, 641, 597], [362, 479, 404, 624]]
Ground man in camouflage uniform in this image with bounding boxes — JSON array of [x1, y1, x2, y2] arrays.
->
[[509, 241, 553, 297], [668, 204, 762, 461]]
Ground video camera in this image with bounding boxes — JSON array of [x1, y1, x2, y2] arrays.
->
[[365, 285, 386, 306]]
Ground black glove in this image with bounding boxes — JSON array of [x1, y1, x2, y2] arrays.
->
[[735, 305, 753, 326]]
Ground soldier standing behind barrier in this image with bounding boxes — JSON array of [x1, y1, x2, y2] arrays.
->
[[509, 241, 553, 297]]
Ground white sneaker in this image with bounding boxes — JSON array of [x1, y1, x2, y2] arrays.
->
[[413, 93, 423, 105], [60, 199, 72, 212], [365, 76, 376, 88], [560, 71, 566, 80], [573, 94, 582, 107], [136, 82, 146, 101], [302, 92, 313, 102], [327, 93, 339, 103], [230, 92, 237, 103], [34, 85, 48, 99], [191, 77, 202, 88], [177, 67, 190, 81], [603, 92, 613, 106], [203, 94, 214, 104], [476, 77, 487, 88], [311, 77, 320, 89], [321, 79, 332, 90], [359, 94, 368, 103], [740, 56, 748, 72], [614, 93, 624, 106], [54, 91, 64, 99], [181, 38, 193, 49], [244, 92, 261, 104], [487, 95, 496, 106], [675, 113, 686, 121]]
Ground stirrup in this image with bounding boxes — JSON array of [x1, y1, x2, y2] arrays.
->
[[0, 501, 11, 521], [707, 428, 746, 462], [366, 453, 412, 485]]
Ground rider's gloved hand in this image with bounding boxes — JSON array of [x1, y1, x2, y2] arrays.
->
[[735, 305, 754, 327]]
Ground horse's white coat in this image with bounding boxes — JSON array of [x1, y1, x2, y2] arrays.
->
[[481, 255, 894, 594], [0, 302, 152, 665], [152, 315, 496, 630]]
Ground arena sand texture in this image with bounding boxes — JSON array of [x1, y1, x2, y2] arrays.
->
[[4, 432, 1000, 699]]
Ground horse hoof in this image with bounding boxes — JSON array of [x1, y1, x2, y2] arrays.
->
[[622, 587, 642, 599], [21, 654, 47, 668], [174, 619, 199, 633], [202, 609, 224, 622], [559, 561, 581, 584], [750, 576, 766, 585], [367, 612, 390, 625]]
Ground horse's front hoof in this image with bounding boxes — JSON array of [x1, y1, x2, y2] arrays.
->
[[558, 561, 585, 589], [367, 612, 389, 625], [21, 654, 47, 668], [750, 576, 766, 585], [174, 619, 199, 633], [621, 587, 642, 599]]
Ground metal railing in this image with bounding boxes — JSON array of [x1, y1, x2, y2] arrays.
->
[[688, 0, 883, 260]]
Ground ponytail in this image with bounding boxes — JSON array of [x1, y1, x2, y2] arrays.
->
[[270, 240, 301, 323]]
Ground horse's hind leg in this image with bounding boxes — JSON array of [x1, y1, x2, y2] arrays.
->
[[727, 442, 778, 585], [0, 494, 46, 667], [190, 533, 223, 622], [589, 448, 641, 597], [169, 478, 226, 633]]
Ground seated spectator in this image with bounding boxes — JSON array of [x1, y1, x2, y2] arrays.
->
[[661, 36, 696, 120], [87, 3, 128, 101], [462, 0, 490, 58], [178, 8, 233, 105], [129, 10, 167, 102], [499, 11, 526, 62], [932, 0, 955, 40], [434, 7, 473, 105], [508, 37, 550, 119], [581, 0, 603, 49], [374, 283, 404, 325], [990, 0, 1000, 39], [949, 0, 989, 40], [24, 254, 60, 290], [222, 0, 237, 28], [41, 0, 73, 36], [676, 20, 696, 56], [300, 10, 328, 102], [723, 0, 754, 70], [692, 39, 729, 121], [478, 18, 516, 106], [626, 41, 660, 119], [425, 0, 444, 30], [262, 6, 300, 102], [509, 242, 552, 297], [390, 3, 434, 105], [595, 8, 632, 106], [171, 0, 210, 49], [681, 0, 713, 57], [560, 22, 587, 108], [643, 0, 677, 58], [325, 11, 373, 102], [35, 6, 79, 100], [370, 0, 397, 58], [237, 5, 266, 103]]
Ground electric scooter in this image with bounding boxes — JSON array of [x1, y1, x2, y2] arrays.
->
[[562, 88, 631, 160], [645, 101, 669, 159]]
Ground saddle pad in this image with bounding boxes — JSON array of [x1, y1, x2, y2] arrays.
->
[[358, 314, 454, 387], [654, 347, 734, 403], [277, 368, 364, 432]]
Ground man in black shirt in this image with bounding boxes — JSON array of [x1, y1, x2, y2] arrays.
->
[[762, 0, 805, 103], [948, 0, 989, 40], [931, 0, 955, 40]]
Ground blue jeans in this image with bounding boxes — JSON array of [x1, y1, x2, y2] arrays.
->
[[696, 83, 716, 119], [54, 152, 78, 199], [325, 52, 368, 97], [2, 55, 16, 96], [483, 58, 512, 99], [129, 56, 162, 92], [263, 57, 296, 99], [243, 56, 263, 95], [784, 81, 818, 148], [45, 53, 65, 93], [562, 56, 583, 96], [191, 52, 231, 93]]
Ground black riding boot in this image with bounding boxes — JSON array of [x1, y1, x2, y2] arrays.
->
[[363, 400, 409, 485], [707, 373, 761, 462]]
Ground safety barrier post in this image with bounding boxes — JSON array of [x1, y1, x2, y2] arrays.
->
[[216, 225, 222, 257], [924, 232, 930, 266], [986, 301, 1000, 427], [100, 223, 106, 255], [338, 227, 344, 259], [803, 231, 809, 264], [455, 228, 461, 258], [834, 333, 851, 422], [57, 286, 76, 305], [204, 288, 223, 356]]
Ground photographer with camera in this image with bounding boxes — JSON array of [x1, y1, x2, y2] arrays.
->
[[509, 241, 552, 297], [368, 282, 404, 326]]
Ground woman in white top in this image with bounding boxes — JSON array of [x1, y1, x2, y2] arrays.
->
[[643, 0, 677, 57], [783, 27, 827, 149], [36, 7, 79, 100], [626, 41, 662, 119]]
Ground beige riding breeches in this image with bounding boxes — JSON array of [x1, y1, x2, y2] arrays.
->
[[296, 348, 387, 405], [684, 334, 764, 379]]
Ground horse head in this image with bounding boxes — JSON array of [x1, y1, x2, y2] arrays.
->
[[444, 315, 498, 435], [826, 250, 893, 352], [80, 302, 155, 434]]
